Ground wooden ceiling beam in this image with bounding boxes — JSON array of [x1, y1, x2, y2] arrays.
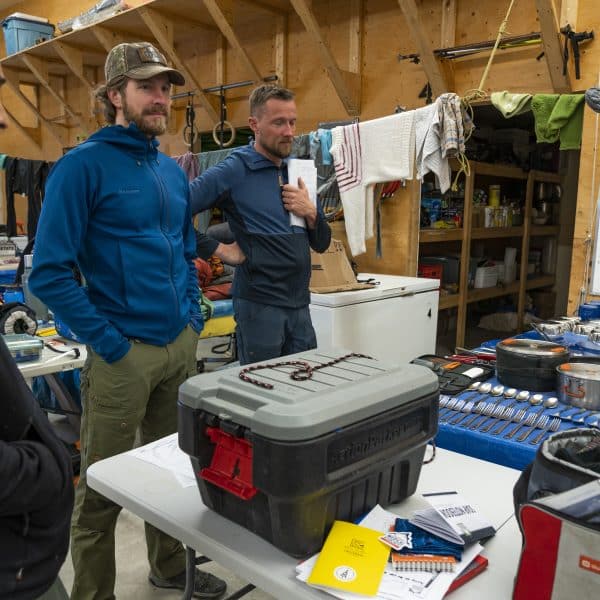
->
[[137, 6, 219, 122], [289, 0, 361, 115], [241, 0, 289, 14], [397, 0, 449, 97], [91, 25, 130, 53], [439, 0, 457, 91], [440, 0, 457, 48], [20, 54, 88, 135], [2, 67, 64, 146], [274, 14, 287, 87], [535, 0, 571, 92], [53, 42, 96, 93], [203, 0, 263, 83]]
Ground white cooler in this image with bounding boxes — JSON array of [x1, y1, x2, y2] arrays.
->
[[309, 273, 439, 362]]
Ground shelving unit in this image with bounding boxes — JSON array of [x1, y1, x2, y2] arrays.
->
[[420, 161, 561, 349]]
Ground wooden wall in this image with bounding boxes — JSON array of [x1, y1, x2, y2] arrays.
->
[[0, 0, 597, 295]]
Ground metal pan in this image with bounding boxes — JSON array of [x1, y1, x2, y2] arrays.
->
[[556, 359, 600, 410]]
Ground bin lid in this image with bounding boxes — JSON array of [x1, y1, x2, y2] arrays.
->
[[179, 348, 438, 441], [310, 273, 438, 307]]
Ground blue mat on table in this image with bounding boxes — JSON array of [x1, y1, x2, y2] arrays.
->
[[435, 377, 595, 471]]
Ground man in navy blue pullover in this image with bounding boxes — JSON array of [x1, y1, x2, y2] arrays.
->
[[189, 84, 331, 364], [29, 42, 226, 600]]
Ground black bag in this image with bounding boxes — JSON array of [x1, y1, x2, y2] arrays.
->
[[512, 429, 600, 599]]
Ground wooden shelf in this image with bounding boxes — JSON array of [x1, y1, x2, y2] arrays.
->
[[526, 275, 555, 290], [466, 281, 521, 303], [471, 226, 524, 239], [530, 225, 560, 236], [419, 162, 561, 350], [439, 294, 459, 309], [529, 170, 561, 183], [420, 229, 463, 242], [467, 161, 528, 180]]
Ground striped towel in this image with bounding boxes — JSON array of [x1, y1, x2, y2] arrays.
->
[[330, 123, 362, 192]]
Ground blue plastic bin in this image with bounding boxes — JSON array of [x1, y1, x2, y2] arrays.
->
[[2, 16, 54, 55]]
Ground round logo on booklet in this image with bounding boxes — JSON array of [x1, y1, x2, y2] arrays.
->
[[333, 566, 357, 582]]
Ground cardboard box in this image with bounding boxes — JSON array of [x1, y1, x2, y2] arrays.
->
[[310, 239, 374, 293]]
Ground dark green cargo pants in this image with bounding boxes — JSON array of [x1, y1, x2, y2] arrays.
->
[[70, 325, 198, 600]]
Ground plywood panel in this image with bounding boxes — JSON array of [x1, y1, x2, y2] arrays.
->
[[0, 0, 591, 310]]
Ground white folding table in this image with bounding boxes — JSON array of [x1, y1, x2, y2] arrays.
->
[[88, 443, 523, 600]]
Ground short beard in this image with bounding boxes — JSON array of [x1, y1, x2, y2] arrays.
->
[[262, 140, 292, 160], [122, 98, 167, 137]]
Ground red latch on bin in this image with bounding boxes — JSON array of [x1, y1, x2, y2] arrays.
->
[[199, 427, 257, 500]]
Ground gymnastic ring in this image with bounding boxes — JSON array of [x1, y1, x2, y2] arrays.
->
[[212, 120, 236, 148]]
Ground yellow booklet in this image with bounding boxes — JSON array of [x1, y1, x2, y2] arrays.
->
[[307, 520, 389, 596]]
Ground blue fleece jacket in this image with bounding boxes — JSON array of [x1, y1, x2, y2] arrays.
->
[[189, 144, 331, 308], [29, 124, 201, 363]]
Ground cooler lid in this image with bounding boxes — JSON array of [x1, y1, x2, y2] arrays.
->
[[310, 273, 438, 307], [179, 348, 438, 441]]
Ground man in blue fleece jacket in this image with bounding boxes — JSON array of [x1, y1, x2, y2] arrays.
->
[[29, 43, 226, 600], [189, 84, 331, 364]]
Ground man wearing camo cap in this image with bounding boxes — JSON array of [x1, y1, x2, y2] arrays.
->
[[29, 42, 227, 599]]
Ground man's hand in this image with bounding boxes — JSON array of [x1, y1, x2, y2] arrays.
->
[[282, 177, 317, 228], [214, 242, 246, 265]]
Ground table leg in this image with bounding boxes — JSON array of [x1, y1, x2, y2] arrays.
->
[[183, 546, 196, 600]]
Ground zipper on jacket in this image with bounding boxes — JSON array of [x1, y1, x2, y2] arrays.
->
[[147, 152, 179, 327]]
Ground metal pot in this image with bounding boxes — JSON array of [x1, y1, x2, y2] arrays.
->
[[496, 338, 569, 391], [556, 360, 600, 409]]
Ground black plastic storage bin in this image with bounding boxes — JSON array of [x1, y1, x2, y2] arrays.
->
[[178, 349, 439, 557]]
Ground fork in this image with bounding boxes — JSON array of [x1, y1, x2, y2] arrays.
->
[[449, 400, 477, 425], [440, 399, 467, 422], [516, 414, 549, 443], [530, 417, 561, 445], [505, 408, 544, 439], [438, 397, 460, 418], [478, 404, 511, 432], [467, 402, 499, 429], [492, 408, 527, 436]]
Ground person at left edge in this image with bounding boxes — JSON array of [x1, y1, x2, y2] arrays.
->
[[0, 65, 74, 600], [28, 42, 227, 600]]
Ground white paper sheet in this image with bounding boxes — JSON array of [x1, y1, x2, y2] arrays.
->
[[129, 433, 197, 487], [287, 158, 317, 228]]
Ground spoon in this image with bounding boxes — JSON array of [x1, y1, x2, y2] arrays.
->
[[543, 396, 559, 409], [529, 393, 544, 406]]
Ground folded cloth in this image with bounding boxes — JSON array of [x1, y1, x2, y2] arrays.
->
[[585, 87, 600, 113], [393, 518, 463, 561], [548, 94, 585, 150], [491, 91, 533, 118], [532, 94, 585, 149], [532, 94, 560, 143]]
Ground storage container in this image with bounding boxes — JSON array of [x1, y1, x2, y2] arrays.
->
[[474, 265, 498, 288], [2, 14, 54, 55], [2, 333, 43, 362], [178, 349, 439, 557]]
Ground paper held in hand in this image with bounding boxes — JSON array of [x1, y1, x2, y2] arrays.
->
[[410, 491, 496, 546], [287, 158, 317, 228]]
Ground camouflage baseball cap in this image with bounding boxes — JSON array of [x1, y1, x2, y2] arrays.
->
[[105, 42, 185, 87]]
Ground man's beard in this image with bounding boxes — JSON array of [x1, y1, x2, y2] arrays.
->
[[123, 98, 168, 137], [262, 138, 292, 160]]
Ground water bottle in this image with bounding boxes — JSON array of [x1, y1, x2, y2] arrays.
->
[[21, 254, 49, 322]]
